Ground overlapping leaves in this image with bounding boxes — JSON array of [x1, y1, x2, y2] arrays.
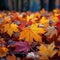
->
[[19, 24, 46, 42]]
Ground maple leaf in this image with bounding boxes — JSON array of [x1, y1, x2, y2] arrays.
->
[[4, 23, 19, 36], [39, 42, 58, 59], [52, 13, 59, 24], [44, 26, 58, 38], [27, 14, 35, 22], [30, 24, 46, 34], [40, 17, 49, 28], [14, 41, 30, 53], [27, 14, 38, 23], [19, 24, 46, 42]]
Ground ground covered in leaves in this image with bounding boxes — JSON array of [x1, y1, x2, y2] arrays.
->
[[0, 9, 60, 60]]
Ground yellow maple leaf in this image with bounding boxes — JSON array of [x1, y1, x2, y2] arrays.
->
[[52, 14, 58, 23], [27, 14, 38, 23], [4, 23, 19, 36], [40, 17, 49, 28], [30, 24, 46, 34], [19, 24, 46, 42], [27, 14, 34, 22], [19, 28, 42, 42], [39, 42, 58, 59]]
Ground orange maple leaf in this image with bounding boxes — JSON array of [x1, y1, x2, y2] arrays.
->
[[19, 24, 46, 42]]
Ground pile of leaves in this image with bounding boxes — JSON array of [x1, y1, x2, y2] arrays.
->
[[0, 9, 60, 60]]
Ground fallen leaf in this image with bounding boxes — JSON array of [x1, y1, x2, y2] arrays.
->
[[19, 24, 46, 42], [39, 42, 58, 59], [4, 23, 19, 36]]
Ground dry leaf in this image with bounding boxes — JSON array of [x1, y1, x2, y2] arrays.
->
[[40, 17, 49, 27], [4, 23, 19, 36], [45, 26, 57, 38], [19, 24, 46, 42], [39, 42, 58, 59]]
